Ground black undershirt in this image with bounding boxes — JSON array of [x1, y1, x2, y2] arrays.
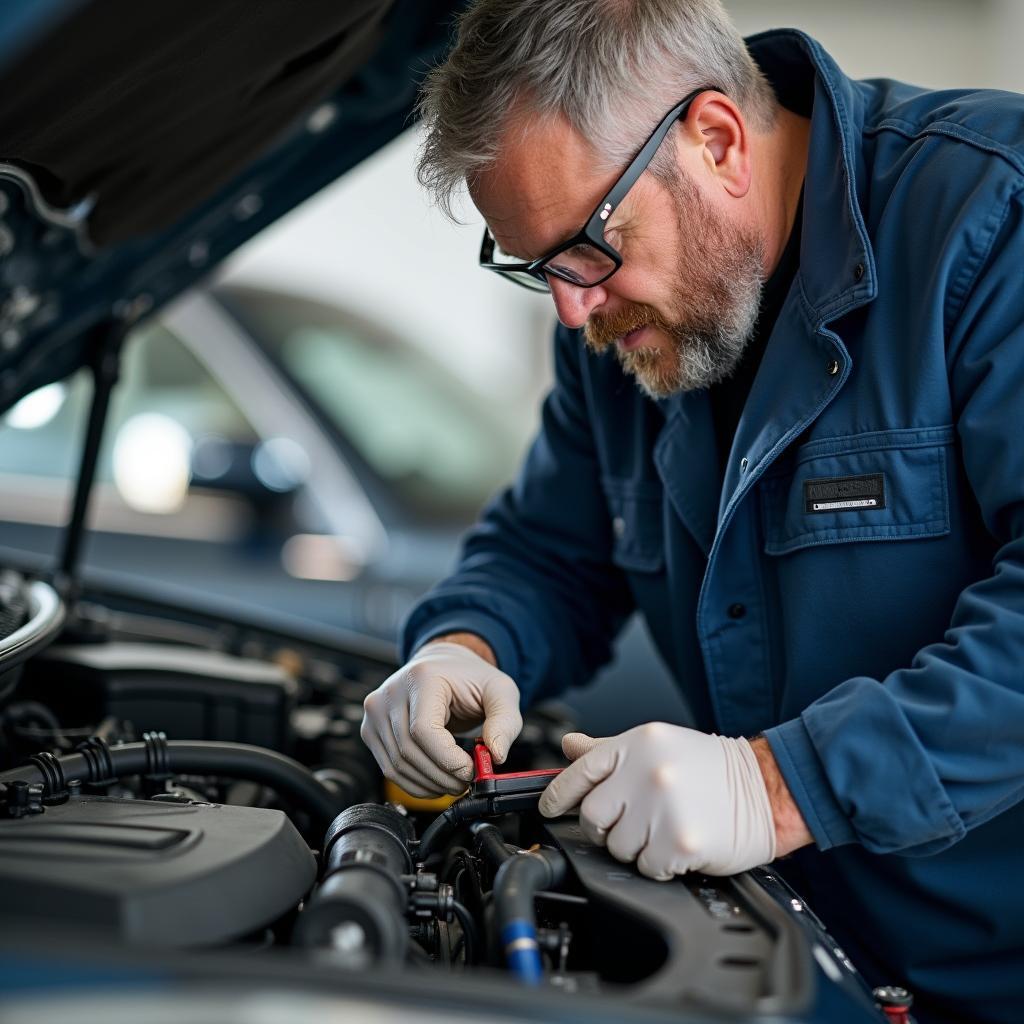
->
[[710, 193, 803, 477]]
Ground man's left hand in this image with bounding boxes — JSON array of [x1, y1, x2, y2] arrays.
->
[[538, 723, 808, 880]]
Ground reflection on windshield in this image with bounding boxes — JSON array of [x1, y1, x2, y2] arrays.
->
[[219, 288, 521, 522]]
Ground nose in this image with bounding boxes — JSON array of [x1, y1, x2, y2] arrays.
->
[[548, 277, 608, 329]]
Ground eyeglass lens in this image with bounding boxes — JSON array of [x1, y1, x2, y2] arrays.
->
[[544, 243, 618, 286], [490, 236, 616, 289]]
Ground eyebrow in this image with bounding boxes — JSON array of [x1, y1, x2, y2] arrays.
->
[[496, 240, 532, 261], [495, 225, 596, 265], [498, 189, 633, 265]]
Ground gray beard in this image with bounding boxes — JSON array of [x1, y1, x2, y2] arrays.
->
[[621, 266, 764, 400]]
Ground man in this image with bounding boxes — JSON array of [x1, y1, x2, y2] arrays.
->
[[361, 3, 1024, 1021]]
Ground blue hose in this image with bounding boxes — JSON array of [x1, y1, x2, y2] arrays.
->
[[492, 848, 566, 985], [501, 919, 544, 985]]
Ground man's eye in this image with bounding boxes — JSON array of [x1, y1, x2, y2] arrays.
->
[[545, 263, 586, 285]]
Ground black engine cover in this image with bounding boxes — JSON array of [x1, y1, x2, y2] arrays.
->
[[0, 795, 315, 946]]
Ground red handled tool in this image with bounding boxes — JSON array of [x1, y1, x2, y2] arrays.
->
[[415, 742, 566, 860], [469, 740, 562, 798]]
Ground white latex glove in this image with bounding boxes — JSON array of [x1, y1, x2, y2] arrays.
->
[[360, 641, 523, 798], [538, 723, 776, 879]]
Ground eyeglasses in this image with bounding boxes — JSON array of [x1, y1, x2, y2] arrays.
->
[[479, 86, 717, 293]]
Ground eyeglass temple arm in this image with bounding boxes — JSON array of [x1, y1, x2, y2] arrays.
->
[[592, 86, 718, 224]]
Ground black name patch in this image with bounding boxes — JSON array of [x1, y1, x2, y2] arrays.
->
[[804, 473, 886, 514]]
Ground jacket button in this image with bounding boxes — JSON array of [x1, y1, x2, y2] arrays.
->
[[612, 516, 626, 538], [827, 359, 840, 376], [854, 262, 865, 281], [728, 603, 747, 620]]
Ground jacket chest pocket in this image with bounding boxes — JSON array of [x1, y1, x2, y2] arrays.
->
[[760, 426, 954, 555], [602, 477, 665, 572]]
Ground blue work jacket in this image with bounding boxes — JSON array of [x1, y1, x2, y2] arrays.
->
[[404, 30, 1024, 1023]]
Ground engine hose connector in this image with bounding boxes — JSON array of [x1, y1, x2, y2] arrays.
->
[[76, 736, 116, 789], [141, 731, 171, 796], [27, 750, 68, 804]]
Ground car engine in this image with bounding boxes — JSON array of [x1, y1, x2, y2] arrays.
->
[[0, 573, 906, 1023]]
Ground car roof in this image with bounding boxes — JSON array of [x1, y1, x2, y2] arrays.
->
[[0, 0, 463, 414]]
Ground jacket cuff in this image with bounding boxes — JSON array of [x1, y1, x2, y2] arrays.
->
[[764, 718, 859, 851], [402, 609, 522, 680]]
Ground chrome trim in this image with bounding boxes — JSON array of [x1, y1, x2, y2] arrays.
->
[[0, 579, 64, 666], [0, 162, 94, 255], [504, 937, 539, 953]]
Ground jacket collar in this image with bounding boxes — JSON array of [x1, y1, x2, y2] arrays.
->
[[746, 28, 878, 324], [653, 33, 880, 545]]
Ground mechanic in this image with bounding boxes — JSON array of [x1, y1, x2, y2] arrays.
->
[[360, 3, 1024, 1022]]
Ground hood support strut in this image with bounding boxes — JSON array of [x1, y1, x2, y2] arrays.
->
[[55, 318, 126, 600]]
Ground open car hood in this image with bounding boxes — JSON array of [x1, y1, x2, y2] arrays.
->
[[0, 0, 462, 414]]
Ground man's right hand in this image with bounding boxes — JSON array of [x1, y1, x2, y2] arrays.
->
[[360, 637, 523, 797]]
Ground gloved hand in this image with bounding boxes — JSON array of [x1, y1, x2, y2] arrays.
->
[[538, 723, 776, 879], [360, 640, 523, 798]]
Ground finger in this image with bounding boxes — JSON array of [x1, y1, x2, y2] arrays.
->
[[361, 692, 402, 777], [561, 732, 604, 761], [362, 690, 442, 796], [538, 739, 621, 817], [388, 699, 469, 795], [636, 844, 676, 882], [578, 784, 626, 847], [606, 816, 649, 865], [359, 712, 392, 778], [480, 678, 523, 763], [408, 682, 475, 781], [377, 712, 449, 796], [386, 768, 447, 801], [364, 715, 448, 797]]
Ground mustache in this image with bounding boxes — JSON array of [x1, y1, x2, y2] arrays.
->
[[583, 303, 672, 352]]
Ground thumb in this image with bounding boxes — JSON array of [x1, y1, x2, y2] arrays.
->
[[539, 737, 619, 818], [480, 676, 523, 764], [561, 732, 604, 762]]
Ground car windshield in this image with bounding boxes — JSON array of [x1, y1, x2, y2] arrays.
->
[[214, 286, 523, 523]]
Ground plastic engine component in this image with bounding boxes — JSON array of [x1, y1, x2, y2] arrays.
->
[[0, 794, 316, 946], [24, 642, 298, 751]]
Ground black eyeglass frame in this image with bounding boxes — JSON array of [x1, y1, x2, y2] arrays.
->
[[479, 86, 719, 292]]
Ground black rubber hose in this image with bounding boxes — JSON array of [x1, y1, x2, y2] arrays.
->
[[294, 804, 414, 961], [450, 897, 479, 965], [416, 796, 491, 861], [492, 849, 567, 985], [470, 821, 516, 868], [0, 740, 343, 830]]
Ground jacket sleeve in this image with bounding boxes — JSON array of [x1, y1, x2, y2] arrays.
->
[[766, 184, 1024, 856], [401, 324, 635, 707]]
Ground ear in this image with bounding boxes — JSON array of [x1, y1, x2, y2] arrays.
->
[[680, 91, 751, 199]]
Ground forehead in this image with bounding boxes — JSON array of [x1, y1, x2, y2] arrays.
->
[[470, 111, 620, 260]]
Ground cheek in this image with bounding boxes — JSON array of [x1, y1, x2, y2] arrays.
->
[[606, 261, 679, 314], [609, 246, 668, 291], [614, 223, 685, 301]]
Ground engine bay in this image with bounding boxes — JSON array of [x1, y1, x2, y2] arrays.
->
[[0, 574, 897, 1023]]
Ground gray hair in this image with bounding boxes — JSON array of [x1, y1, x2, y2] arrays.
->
[[417, 0, 777, 218]]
